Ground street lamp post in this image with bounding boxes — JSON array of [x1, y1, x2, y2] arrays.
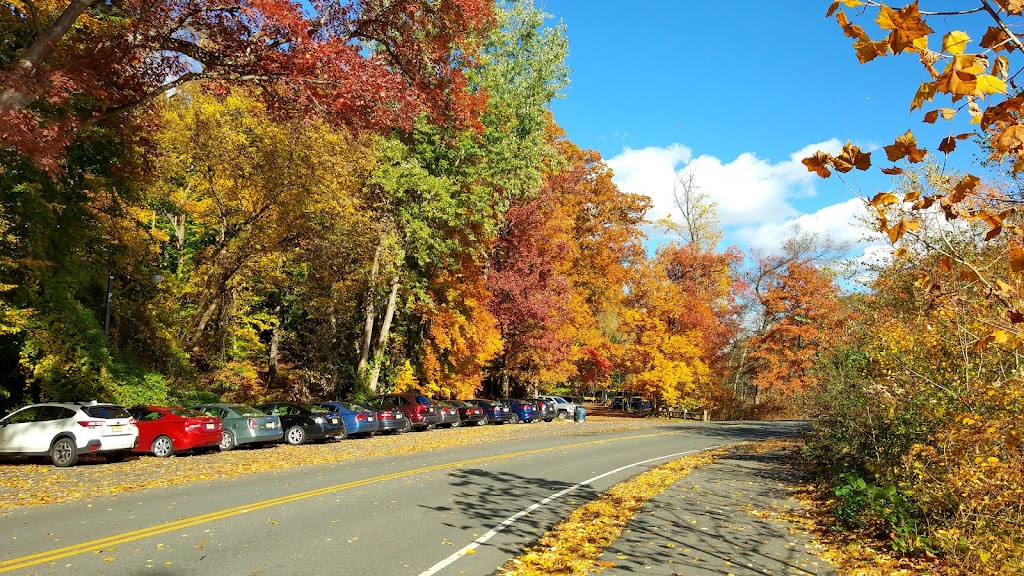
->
[[104, 274, 163, 339], [103, 275, 114, 338]]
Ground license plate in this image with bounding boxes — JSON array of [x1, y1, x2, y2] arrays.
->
[[368, 417, 375, 421], [205, 423, 215, 430], [111, 425, 123, 432], [330, 418, 339, 424], [265, 422, 274, 429]]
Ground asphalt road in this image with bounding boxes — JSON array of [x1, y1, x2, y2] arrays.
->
[[0, 421, 807, 576]]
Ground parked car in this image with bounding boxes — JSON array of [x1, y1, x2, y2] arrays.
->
[[356, 401, 409, 434], [532, 398, 556, 422], [366, 394, 440, 431], [0, 401, 138, 467], [128, 405, 221, 457], [257, 403, 346, 445], [499, 399, 539, 424], [464, 399, 516, 424], [537, 395, 578, 420], [192, 403, 282, 450], [449, 400, 486, 426], [433, 400, 462, 428], [316, 401, 382, 436]]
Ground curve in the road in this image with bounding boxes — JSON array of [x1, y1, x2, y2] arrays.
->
[[418, 443, 729, 576]]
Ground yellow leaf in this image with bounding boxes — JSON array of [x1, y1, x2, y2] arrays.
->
[[942, 31, 971, 55], [977, 74, 1007, 94], [465, 549, 476, 555]]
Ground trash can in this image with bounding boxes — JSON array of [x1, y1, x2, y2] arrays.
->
[[574, 406, 586, 422]]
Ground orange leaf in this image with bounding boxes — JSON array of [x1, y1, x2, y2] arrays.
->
[[880, 166, 904, 175], [869, 192, 899, 207], [938, 136, 956, 154], [833, 142, 871, 172], [801, 152, 833, 178], [939, 255, 953, 272], [985, 225, 1003, 241], [1009, 247, 1024, 273], [884, 130, 927, 162], [887, 219, 919, 243]]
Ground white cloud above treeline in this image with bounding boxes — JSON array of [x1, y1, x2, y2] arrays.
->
[[604, 139, 886, 255]]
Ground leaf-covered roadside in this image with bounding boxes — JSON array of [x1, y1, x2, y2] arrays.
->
[[0, 417, 653, 512], [500, 438, 801, 576]]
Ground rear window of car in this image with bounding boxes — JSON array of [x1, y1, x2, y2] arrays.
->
[[414, 396, 431, 405], [306, 405, 331, 414], [83, 405, 131, 419], [169, 408, 205, 418]]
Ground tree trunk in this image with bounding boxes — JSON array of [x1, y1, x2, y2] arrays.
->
[[500, 372, 510, 398], [356, 245, 382, 383], [366, 277, 400, 393], [268, 305, 281, 378]]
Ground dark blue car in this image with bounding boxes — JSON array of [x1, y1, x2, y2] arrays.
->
[[315, 401, 381, 437], [499, 399, 539, 424], [464, 399, 516, 424]]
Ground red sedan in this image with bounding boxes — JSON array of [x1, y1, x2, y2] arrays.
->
[[128, 406, 222, 457]]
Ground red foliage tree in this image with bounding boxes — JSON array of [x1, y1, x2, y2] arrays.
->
[[1, 0, 494, 171]]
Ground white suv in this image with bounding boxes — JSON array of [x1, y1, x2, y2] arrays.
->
[[537, 395, 578, 419], [0, 401, 139, 467]]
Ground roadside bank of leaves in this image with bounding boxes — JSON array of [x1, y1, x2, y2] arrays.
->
[[500, 439, 801, 576], [0, 416, 656, 511]]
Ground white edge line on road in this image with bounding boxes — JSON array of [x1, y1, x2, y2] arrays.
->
[[418, 443, 728, 576]]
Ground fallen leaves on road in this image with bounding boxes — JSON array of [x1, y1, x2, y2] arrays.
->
[[500, 440, 798, 576], [0, 416, 655, 512]]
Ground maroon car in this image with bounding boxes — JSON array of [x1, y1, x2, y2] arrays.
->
[[128, 406, 222, 457], [366, 393, 441, 431]]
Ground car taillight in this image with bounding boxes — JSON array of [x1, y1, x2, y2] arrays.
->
[[77, 420, 104, 428], [415, 405, 426, 414], [248, 418, 258, 429], [356, 413, 366, 421], [382, 411, 392, 418]]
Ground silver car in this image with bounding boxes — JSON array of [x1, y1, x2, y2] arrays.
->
[[193, 403, 282, 450]]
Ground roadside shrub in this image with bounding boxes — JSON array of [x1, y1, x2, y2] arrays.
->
[[832, 471, 929, 554]]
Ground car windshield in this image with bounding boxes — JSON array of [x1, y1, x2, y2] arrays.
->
[[169, 407, 205, 418], [82, 405, 131, 419], [229, 405, 266, 417]]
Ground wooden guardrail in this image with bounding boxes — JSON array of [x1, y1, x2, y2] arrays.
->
[[661, 407, 709, 422]]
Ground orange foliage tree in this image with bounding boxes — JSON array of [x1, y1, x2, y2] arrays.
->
[[747, 259, 844, 404]]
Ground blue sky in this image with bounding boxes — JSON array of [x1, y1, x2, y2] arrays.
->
[[542, 1, 987, 259]]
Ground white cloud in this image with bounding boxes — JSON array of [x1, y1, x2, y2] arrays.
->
[[739, 198, 875, 252], [607, 139, 844, 230]]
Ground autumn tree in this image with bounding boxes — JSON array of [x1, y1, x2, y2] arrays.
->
[[746, 259, 844, 404], [1, 0, 494, 172]]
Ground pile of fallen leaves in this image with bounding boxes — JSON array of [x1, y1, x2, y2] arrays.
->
[[500, 439, 800, 576], [0, 416, 657, 511]]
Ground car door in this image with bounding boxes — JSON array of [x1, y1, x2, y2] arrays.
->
[[130, 408, 163, 450], [0, 406, 45, 453]]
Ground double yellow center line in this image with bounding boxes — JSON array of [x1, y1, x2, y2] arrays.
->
[[1, 431, 673, 572]]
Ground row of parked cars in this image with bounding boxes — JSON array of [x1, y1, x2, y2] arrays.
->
[[0, 394, 583, 467]]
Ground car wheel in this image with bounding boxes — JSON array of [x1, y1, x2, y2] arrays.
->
[[509, 414, 520, 424], [219, 430, 236, 451], [105, 450, 130, 463], [451, 419, 461, 428], [476, 419, 487, 426], [557, 411, 568, 420], [397, 419, 412, 433], [49, 437, 78, 468], [286, 425, 306, 445], [335, 429, 347, 441], [544, 418, 553, 423], [152, 435, 174, 458]]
